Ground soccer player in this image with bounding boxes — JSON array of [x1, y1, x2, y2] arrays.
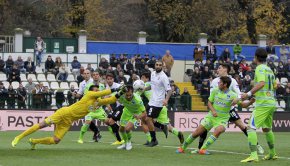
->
[[191, 63, 264, 154], [97, 85, 146, 150], [77, 71, 106, 143], [74, 69, 102, 142], [11, 85, 122, 149], [176, 76, 254, 154], [240, 48, 277, 162], [144, 60, 172, 147], [137, 72, 184, 145]]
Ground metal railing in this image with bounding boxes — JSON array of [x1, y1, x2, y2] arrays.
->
[[0, 35, 14, 52]]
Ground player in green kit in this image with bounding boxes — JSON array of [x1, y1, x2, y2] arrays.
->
[[97, 85, 146, 150], [136, 72, 184, 145], [240, 48, 278, 162], [176, 76, 254, 154]]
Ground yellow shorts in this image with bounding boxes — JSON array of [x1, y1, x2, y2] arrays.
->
[[45, 107, 73, 140]]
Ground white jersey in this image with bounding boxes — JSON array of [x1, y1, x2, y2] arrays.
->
[[77, 78, 93, 95], [106, 82, 121, 106], [210, 76, 241, 98], [148, 71, 171, 107]]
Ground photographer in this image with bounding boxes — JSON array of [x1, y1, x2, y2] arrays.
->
[[17, 84, 27, 109], [67, 85, 78, 106]]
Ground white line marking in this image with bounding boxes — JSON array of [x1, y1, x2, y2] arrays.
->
[[72, 140, 290, 160]]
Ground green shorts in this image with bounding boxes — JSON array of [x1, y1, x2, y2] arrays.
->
[[249, 107, 276, 129], [85, 108, 107, 121], [120, 108, 143, 127], [156, 106, 170, 124], [201, 114, 228, 131]]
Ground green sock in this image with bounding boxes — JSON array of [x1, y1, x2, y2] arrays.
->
[[182, 134, 196, 150], [201, 135, 217, 150], [265, 131, 276, 155], [145, 132, 152, 142], [248, 129, 258, 157], [79, 124, 89, 140], [171, 128, 179, 136], [120, 131, 128, 143], [127, 131, 132, 141]]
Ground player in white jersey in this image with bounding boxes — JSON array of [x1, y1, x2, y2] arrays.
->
[[144, 60, 172, 147], [192, 63, 264, 154]]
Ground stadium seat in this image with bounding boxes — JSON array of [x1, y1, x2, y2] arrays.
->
[[42, 81, 50, 88], [22, 81, 28, 86], [0, 73, 7, 81], [47, 74, 56, 82], [27, 74, 37, 82], [70, 82, 79, 89], [11, 81, 19, 89], [124, 75, 130, 82], [37, 73, 47, 82], [50, 82, 60, 90], [67, 74, 75, 82], [35, 67, 43, 74], [3, 81, 9, 88], [60, 82, 69, 89], [20, 74, 27, 81]]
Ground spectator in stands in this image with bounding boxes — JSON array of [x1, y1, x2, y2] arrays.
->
[[280, 44, 289, 64], [191, 67, 202, 90], [276, 61, 285, 82], [266, 41, 278, 61], [234, 74, 242, 89], [229, 66, 236, 77], [77, 66, 85, 85], [99, 57, 109, 70], [193, 43, 203, 61], [249, 60, 257, 70], [144, 53, 150, 62], [56, 64, 69, 81], [204, 40, 217, 63], [0, 81, 7, 109], [193, 59, 204, 71], [109, 54, 118, 68], [201, 66, 211, 80], [125, 57, 135, 75], [67, 85, 77, 106], [17, 84, 26, 109], [127, 72, 139, 85], [232, 60, 240, 74], [7, 84, 17, 109], [25, 78, 36, 94], [167, 85, 178, 111], [0, 56, 5, 73], [116, 71, 127, 85], [240, 59, 249, 75], [14, 56, 26, 73], [204, 59, 214, 71], [45, 55, 55, 73], [55, 89, 65, 109], [276, 82, 285, 106], [147, 55, 156, 69], [170, 80, 180, 94], [180, 87, 191, 111], [135, 54, 143, 72], [7, 64, 21, 83], [54, 56, 63, 75], [285, 59, 290, 81], [119, 54, 126, 69], [114, 63, 123, 79], [220, 47, 231, 61], [200, 79, 210, 105], [245, 66, 254, 79], [5, 55, 14, 74], [242, 74, 252, 92], [86, 63, 94, 72], [34, 36, 45, 67], [141, 64, 151, 75], [284, 87, 290, 111], [42, 86, 52, 109], [24, 56, 35, 74], [162, 50, 174, 77], [71, 56, 81, 79], [267, 60, 277, 73], [31, 84, 42, 109], [233, 41, 245, 60]]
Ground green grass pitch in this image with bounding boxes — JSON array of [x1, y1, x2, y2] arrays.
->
[[0, 131, 289, 166]]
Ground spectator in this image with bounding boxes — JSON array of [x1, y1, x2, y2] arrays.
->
[[233, 41, 245, 60], [276, 62, 285, 82], [240, 59, 249, 75], [167, 85, 178, 111], [7, 84, 17, 109], [71, 56, 81, 79], [119, 54, 126, 69], [276, 83, 285, 106], [242, 75, 252, 92], [24, 57, 35, 74], [140, 64, 151, 75], [147, 55, 156, 69], [162, 50, 174, 77], [67, 85, 77, 106], [170, 80, 180, 95], [220, 47, 231, 61], [109, 54, 118, 68], [280, 44, 289, 64], [54, 56, 63, 75], [284, 88, 290, 111], [144, 53, 150, 62], [114, 63, 123, 79], [194, 59, 204, 70], [284, 59, 290, 81], [193, 43, 203, 60], [8, 64, 21, 83], [201, 66, 211, 80], [77, 66, 85, 85], [86, 63, 94, 72], [42, 86, 52, 109], [0, 82, 7, 109], [55, 89, 65, 109], [34, 36, 45, 66], [14, 56, 26, 73], [0, 56, 5, 73], [45, 55, 55, 73], [56, 64, 69, 81], [127, 72, 139, 85], [135, 54, 143, 72], [267, 60, 277, 73], [5, 55, 14, 74], [229, 66, 236, 77], [180, 87, 191, 111], [31, 84, 42, 109], [125, 57, 135, 75], [25, 78, 36, 108], [234, 74, 242, 90], [17, 84, 26, 109], [245, 66, 254, 80], [99, 57, 109, 70], [204, 40, 217, 63], [116, 71, 127, 85], [204, 59, 214, 71], [200, 80, 210, 105], [191, 67, 202, 90], [266, 41, 278, 61], [232, 60, 240, 74]]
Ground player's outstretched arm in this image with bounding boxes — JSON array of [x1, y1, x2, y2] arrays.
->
[[88, 89, 112, 98], [97, 96, 117, 106]]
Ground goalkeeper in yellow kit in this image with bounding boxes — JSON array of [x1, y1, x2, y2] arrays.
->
[[11, 85, 123, 149]]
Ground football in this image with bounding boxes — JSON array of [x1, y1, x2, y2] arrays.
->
[[133, 80, 145, 91]]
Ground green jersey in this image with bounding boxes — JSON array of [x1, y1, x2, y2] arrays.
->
[[254, 64, 276, 107], [208, 88, 237, 119], [119, 93, 145, 114], [84, 82, 106, 95]]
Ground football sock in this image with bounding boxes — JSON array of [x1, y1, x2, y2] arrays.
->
[[201, 135, 217, 150], [198, 131, 208, 149], [154, 122, 165, 130], [247, 129, 258, 157], [16, 124, 40, 140], [31, 137, 55, 145], [149, 131, 157, 142], [89, 121, 99, 134], [120, 132, 128, 143], [171, 128, 179, 136], [79, 124, 89, 140], [182, 134, 196, 150], [127, 131, 132, 141], [145, 132, 152, 142], [110, 123, 121, 142], [265, 130, 276, 155]]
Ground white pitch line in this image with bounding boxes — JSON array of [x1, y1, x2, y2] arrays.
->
[[72, 140, 290, 160]]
